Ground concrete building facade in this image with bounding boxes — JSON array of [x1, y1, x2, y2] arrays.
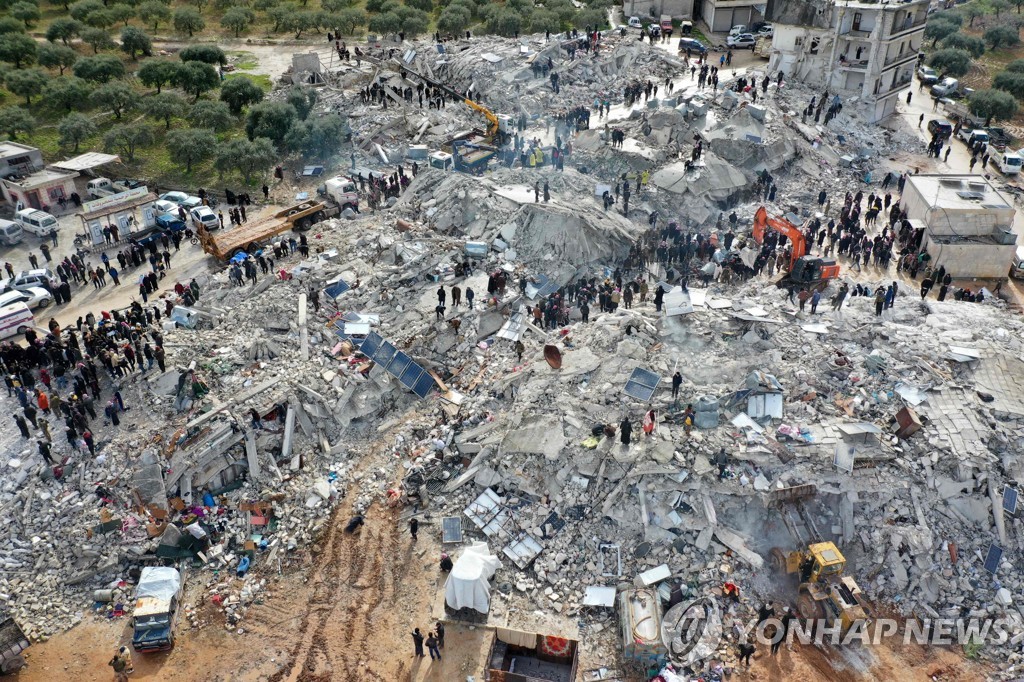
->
[[623, 0, 695, 21], [699, 0, 764, 33], [901, 174, 1018, 280], [767, 0, 927, 123], [0, 141, 44, 180]]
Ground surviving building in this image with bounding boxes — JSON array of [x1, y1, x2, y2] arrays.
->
[[900, 174, 1018, 280], [766, 0, 927, 123]]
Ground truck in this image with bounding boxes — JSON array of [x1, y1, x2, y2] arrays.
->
[[196, 199, 340, 261], [660, 15, 673, 32], [987, 144, 1023, 175], [86, 177, 128, 199], [0, 612, 30, 674], [132, 567, 182, 652], [320, 176, 360, 211], [931, 77, 960, 98]]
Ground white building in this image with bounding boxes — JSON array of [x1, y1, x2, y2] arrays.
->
[[767, 0, 927, 123], [700, 0, 764, 33], [901, 174, 1018, 280]]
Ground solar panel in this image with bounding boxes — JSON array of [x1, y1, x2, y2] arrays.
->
[[624, 367, 661, 401], [324, 279, 350, 300], [984, 544, 1003, 574], [1003, 486, 1019, 515], [441, 516, 463, 543], [374, 341, 397, 367], [400, 362, 423, 388], [412, 371, 435, 398], [387, 351, 413, 378], [359, 332, 383, 358]]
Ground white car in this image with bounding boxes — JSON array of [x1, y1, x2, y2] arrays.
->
[[0, 286, 52, 310], [727, 33, 757, 48], [729, 24, 747, 36], [2, 269, 57, 292], [757, 24, 773, 37], [190, 206, 219, 231], [153, 199, 179, 216]]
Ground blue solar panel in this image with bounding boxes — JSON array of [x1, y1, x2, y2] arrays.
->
[[1003, 486, 1019, 515], [412, 371, 435, 398], [400, 363, 423, 388], [630, 368, 661, 388], [374, 342, 397, 367], [984, 544, 1003, 574], [387, 352, 413, 378], [324, 279, 350, 300], [359, 332, 383, 358], [624, 367, 661, 402]]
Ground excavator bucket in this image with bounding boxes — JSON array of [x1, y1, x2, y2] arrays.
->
[[752, 206, 768, 244]]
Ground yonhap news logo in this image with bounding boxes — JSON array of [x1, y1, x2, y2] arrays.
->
[[661, 597, 723, 665]]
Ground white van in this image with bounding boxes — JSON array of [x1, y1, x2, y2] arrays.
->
[[0, 302, 33, 340], [0, 219, 23, 246], [729, 24, 748, 36], [628, 16, 642, 28], [14, 209, 59, 237]]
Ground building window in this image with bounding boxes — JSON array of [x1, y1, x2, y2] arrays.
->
[[4, 155, 31, 167], [853, 12, 862, 31], [810, 37, 820, 54]]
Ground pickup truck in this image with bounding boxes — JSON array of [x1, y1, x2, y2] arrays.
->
[[320, 176, 360, 211], [86, 177, 128, 199], [931, 77, 960, 98], [132, 566, 183, 652], [987, 144, 1023, 175]]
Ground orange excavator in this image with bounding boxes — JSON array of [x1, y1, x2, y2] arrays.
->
[[753, 206, 840, 289]]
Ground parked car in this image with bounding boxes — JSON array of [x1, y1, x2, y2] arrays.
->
[[628, 15, 642, 28], [927, 118, 954, 139], [190, 206, 219, 231], [2, 269, 57, 292], [678, 37, 709, 55], [155, 213, 187, 232], [727, 33, 757, 48], [729, 24, 747, 36], [0, 286, 52, 310], [757, 24, 774, 37], [159, 192, 203, 209], [917, 65, 939, 84], [931, 77, 960, 98], [153, 199, 179, 216], [0, 219, 23, 247]]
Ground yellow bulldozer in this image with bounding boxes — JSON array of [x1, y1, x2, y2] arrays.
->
[[767, 485, 870, 632]]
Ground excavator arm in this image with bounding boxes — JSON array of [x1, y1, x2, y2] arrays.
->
[[464, 99, 500, 139], [752, 206, 808, 272]]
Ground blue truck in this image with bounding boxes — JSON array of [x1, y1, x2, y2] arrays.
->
[[131, 567, 183, 652]]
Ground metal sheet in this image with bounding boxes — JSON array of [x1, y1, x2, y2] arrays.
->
[[582, 586, 617, 607], [502, 532, 543, 569]]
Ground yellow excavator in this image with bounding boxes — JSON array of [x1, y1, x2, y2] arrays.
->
[[397, 64, 510, 144], [767, 485, 870, 633]]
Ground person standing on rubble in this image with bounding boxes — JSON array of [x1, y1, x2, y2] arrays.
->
[[410, 517, 419, 541], [451, 285, 461, 308], [543, 181, 550, 203], [874, 287, 885, 316], [534, 182, 540, 203], [514, 340, 525, 362], [465, 287, 474, 309], [619, 417, 632, 446], [715, 448, 729, 480], [437, 286, 446, 308]]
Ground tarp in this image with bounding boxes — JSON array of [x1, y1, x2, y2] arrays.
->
[[136, 567, 181, 602], [444, 542, 500, 613]]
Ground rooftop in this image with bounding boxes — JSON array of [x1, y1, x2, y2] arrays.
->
[[834, 0, 928, 9], [0, 168, 77, 190], [0, 141, 39, 159], [904, 174, 1014, 212]]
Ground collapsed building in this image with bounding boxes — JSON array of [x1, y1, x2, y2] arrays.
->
[[3, 26, 1024, 680]]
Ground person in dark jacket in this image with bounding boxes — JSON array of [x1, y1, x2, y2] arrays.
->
[[619, 417, 632, 445]]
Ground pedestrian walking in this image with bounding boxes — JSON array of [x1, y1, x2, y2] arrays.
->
[[738, 642, 756, 667], [435, 621, 445, 648], [410, 517, 419, 541], [117, 646, 134, 674], [13, 414, 29, 438], [109, 651, 129, 682], [918, 113, 924, 128]]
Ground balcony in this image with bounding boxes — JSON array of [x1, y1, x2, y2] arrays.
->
[[838, 26, 874, 39], [882, 50, 918, 72], [837, 56, 869, 71], [887, 16, 927, 39], [873, 74, 913, 99]]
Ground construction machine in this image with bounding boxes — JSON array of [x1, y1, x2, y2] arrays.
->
[[752, 206, 840, 289], [397, 64, 511, 145], [766, 484, 869, 633]]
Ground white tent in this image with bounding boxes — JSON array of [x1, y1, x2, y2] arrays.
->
[[444, 542, 501, 613]]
